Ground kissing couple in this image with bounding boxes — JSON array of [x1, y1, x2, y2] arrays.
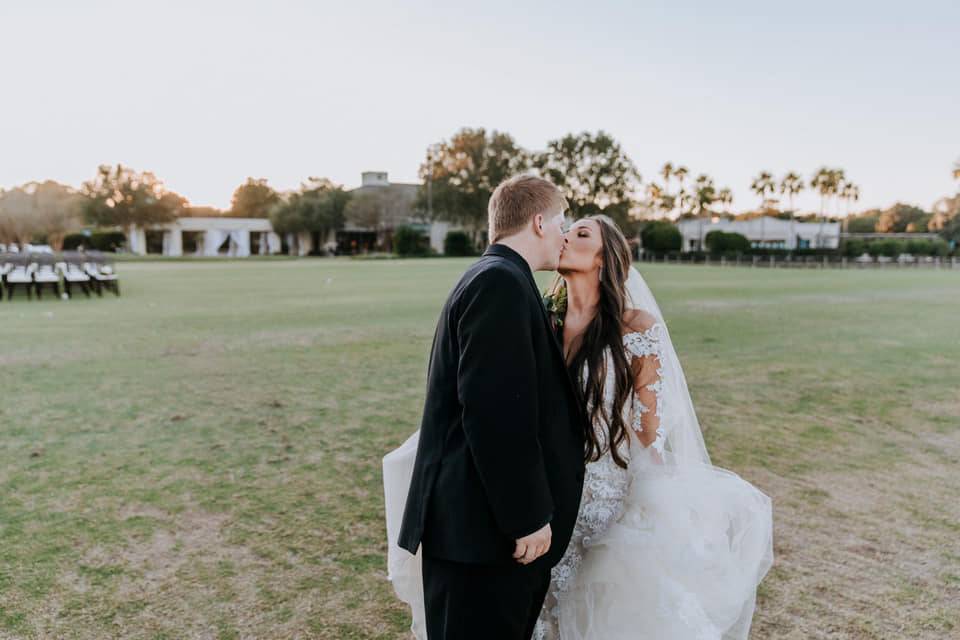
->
[[383, 175, 773, 639]]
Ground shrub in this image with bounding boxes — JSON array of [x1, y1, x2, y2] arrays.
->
[[640, 221, 682, 254], [869, 239, 904, 257], [705, 231, 750, 255], [905, 239, 933, 255], [62, 231, 127, 252], [931, 238, 951, 257], [843, 239, 866, 257], [394, 226, 429, 257], [443, 231, 475, 256]]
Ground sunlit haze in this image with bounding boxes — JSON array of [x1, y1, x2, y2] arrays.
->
[[1, 0, 957, 213]]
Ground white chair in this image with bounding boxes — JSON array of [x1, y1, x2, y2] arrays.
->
[[32, 253, 62, 299], [5, 256, 35, 299], [82, 251, 120, 296], [58, 252, 92, 298]]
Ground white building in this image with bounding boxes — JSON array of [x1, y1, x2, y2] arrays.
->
[[676, 216, 841, 252], [342, 171, 458, 255], [126, 217, 285, 257], [125, 171, 463, 257]]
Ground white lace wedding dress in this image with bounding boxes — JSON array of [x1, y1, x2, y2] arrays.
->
[[383, 267, 773, 640], [533, 319, 773, 640]]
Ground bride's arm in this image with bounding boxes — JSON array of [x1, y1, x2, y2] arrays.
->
[[630, 353, 665, 455], [623, 311, 667, 458]]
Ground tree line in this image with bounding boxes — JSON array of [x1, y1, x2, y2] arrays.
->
[[1, 138, 958, 252]]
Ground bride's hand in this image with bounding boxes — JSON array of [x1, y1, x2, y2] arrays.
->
[[514, 523, 551, 564]]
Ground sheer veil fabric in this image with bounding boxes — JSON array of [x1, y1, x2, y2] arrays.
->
[[552, 266, 774, 640]]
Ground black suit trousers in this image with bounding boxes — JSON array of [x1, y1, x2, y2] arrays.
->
[[422, 555, 550, 640]]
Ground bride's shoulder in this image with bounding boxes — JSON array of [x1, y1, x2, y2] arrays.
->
[[621, 309, 659, 335], [621, 310, 663, 357]]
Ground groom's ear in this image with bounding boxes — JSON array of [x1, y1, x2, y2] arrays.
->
[[533, 213, 544, 235]]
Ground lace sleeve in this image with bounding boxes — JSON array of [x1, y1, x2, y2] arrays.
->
[[623, 327, 666, 456]]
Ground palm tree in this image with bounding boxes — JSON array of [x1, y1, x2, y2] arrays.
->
[[661, 163, 675, 192], [717, 187, 733, 214], [750, 171, 776, 209], [838, 180, 860, 235], [779, 172, 804, 212], [810, 167, 838, 217], [810, 167, 844, 247], [693, 174, 717, 216], [830, 169, 846, 216], [674, 165, 689, 195], [645, 183, 666, 218], [840, 180, 860, 216]]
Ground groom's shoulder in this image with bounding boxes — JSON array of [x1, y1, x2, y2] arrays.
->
[[446, 255, 529, 309], [459, 254, 527, 291]]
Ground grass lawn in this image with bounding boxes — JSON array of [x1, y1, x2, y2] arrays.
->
[[1, 258, 958, 639]]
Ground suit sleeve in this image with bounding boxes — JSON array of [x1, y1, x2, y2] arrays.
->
[[456, 269, 554, 540]]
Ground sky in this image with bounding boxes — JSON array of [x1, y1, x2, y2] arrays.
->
[[1, 0, 957, 214]]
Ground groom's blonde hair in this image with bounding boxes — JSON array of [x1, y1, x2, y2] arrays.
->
[[488, 175, 567, 243]]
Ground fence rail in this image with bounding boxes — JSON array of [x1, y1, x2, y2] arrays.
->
[[638, 254, 960, 270]]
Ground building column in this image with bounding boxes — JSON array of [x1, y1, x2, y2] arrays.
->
[[166, 228, 183, 256], [266, 232, 281, 255], [237, 230, 251, 257], [127, 226, 147, 255], [204, 230, 222, 256]]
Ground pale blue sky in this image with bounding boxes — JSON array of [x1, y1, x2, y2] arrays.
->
[[1, 0, 957, 213]]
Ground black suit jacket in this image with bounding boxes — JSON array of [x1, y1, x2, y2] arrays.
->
[[398, 244, 586, 567]]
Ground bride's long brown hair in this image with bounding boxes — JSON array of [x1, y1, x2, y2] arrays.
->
[[546, 215, 635, 469]]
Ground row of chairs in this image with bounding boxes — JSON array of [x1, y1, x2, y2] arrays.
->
[[0, 251, 120, 300]]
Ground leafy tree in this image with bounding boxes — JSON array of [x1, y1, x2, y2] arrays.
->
[[846, 211, 879, 233], [876, 203, 931, 233], [228, 178, 280, 218], [533, 130, 641, 232], [345, 190, 386, 230], [268, 179, 350, 248], [0, 181, 85, 248], [640, 220, 681, 254], [930, 195, 960, 243], [81, 164, 184, 239], [418, 128, 529, 236]]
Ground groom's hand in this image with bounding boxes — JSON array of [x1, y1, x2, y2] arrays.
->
[[513, 523, 551, 564]]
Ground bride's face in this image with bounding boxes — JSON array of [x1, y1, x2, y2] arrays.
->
[[558, 219, 603, 276]]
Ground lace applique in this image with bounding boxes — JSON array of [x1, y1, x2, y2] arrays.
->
[[624, 326, 667, 453]]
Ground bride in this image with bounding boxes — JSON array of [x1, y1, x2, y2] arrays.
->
[[383, 215, 773, 639]]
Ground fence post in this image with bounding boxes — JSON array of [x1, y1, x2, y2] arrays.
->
[[769, 255, 775, 269]]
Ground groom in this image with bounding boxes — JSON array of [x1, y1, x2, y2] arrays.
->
[[398, 175, 586, 639]]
